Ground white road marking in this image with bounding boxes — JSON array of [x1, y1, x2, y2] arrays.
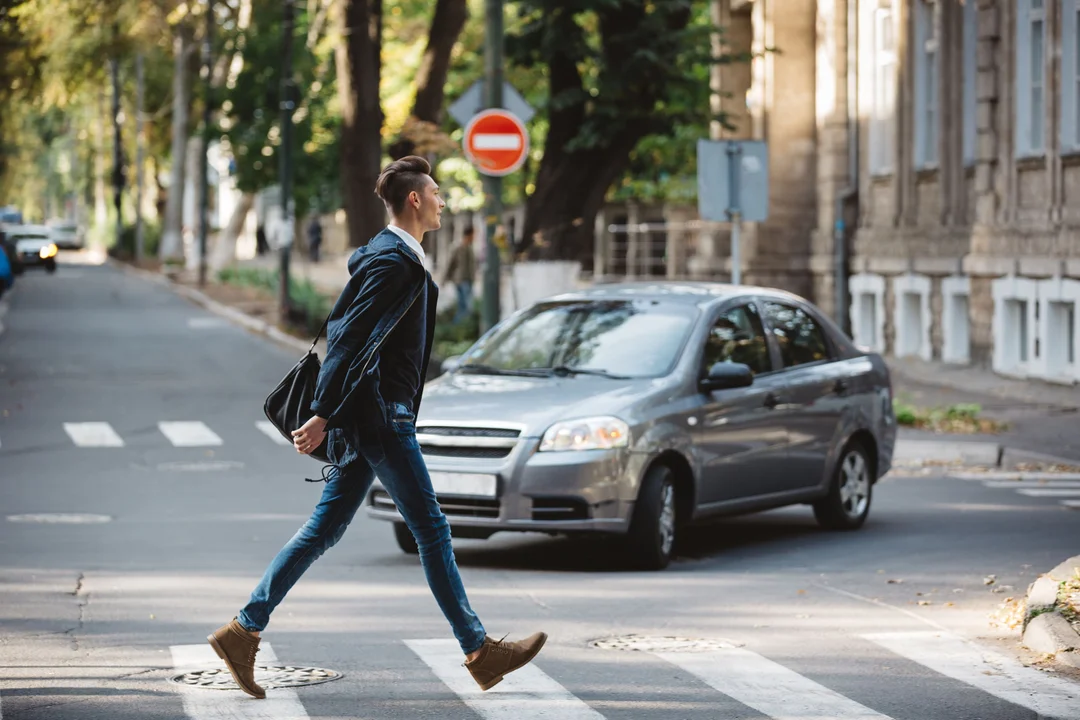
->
[[405, 638, 603, 720], [158, 421, 223, 447], [187, 317, 229, 329], [951, 471, 1080, 481], [63, 422, 125, 447], [256, 421, 292, 446], [7, 513, 112, 524], [170, 643, 310, 719], [983, 480, 1080, 489], [472, 133, 523, 151], [1016, 488, 1080, 498], [655, 648, 891, 720], [862, 631, 1080, 718], [1064, 500, 1080, 509]]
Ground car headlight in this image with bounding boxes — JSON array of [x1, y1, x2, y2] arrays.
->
[[538, 416, 630, 452], [39, 244, 57, 259]]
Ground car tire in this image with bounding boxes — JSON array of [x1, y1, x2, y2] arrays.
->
[[813, 441, 873, 530], [626, 464, 678, 571], [393, 521, 419, 555], [45, 262, 56, 274]]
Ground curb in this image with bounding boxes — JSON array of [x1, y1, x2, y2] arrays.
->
[[106, 258, 314, 356], [892, 437, 1080, 471], [1022, 555, 1080, 669]]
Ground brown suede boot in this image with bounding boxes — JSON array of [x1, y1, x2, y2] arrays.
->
[[465, 632, 548, 691], [207, 618, 266, 699]]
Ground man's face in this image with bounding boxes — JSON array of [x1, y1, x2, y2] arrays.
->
[[410, 176, 445, 234]]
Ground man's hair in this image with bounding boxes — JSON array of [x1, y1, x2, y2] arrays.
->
[[374, 156, 432, 215]]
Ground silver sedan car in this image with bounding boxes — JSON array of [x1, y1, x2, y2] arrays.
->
[[366, 282, 897, 569]]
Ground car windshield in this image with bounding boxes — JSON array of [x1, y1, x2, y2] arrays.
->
[[461, 300, 697, 378]]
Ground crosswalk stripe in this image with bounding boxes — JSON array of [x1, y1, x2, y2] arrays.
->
[[63, 422, 125, 447], [1064, 500, 1080, 509], [159, 421, 223, 447], [405, 639, 604, 720], [256, 421, 292, 446], [1016, 488, 1080, 498], [983, 480, 1080, 489], [654, 648, 891, 720], [170, 642, 309, 719], [951, 471, 1080, 481], [862, 631, 1080, 718]]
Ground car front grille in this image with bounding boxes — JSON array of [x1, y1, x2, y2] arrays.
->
[[370, 489, 499, 519], [416, 424, 522, 460]]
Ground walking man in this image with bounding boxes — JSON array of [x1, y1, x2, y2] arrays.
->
[[208, 156, 547, 699], [444, 226, 476, 324]]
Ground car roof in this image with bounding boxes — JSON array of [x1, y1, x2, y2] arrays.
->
[[546, 281, 810, 309], [5, 224, 52, 237]]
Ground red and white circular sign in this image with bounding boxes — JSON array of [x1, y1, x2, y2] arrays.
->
[[463, 109, 530, 177]]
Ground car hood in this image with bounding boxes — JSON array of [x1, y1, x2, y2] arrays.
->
[[418, 372, 663, 437]]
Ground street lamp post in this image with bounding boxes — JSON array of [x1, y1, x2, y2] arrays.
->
[[279, 0, 296, 320], [198, 0, 214, 287], [481, 0, 503, 332]]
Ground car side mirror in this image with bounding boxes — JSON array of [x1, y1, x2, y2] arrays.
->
[[442, 355, 463, 374], [699, 362, 753, 392]]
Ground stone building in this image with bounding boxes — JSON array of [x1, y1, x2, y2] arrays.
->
[[658, 0, 1079, 385]]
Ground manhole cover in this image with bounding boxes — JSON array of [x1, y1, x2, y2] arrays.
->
[[169, 665, 343, 690], [7, 513, 113, 524], [588, 635, 741, 653]]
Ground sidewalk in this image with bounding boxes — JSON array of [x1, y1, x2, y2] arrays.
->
[[888, 356, 1080, 464]]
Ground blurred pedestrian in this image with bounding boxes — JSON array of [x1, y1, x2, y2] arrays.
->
[[208, 156, 546, 700], [444, 226, 476, 324], [307, 215, 322, 262], [255, 224, 268, 256]]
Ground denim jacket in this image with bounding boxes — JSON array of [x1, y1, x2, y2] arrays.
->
[[310, 228, 438, 465]]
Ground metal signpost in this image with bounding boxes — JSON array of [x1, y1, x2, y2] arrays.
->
[[696, 139, 769, 285]]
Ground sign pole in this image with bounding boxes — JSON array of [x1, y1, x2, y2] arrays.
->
[[481, 0, 503, 332], [278, 0, 295, 321], [726, 142, 743, 285]]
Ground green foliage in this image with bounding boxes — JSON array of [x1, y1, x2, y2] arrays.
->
[[892, 399, 1004, 434], [107, 219, 162, 260], [433, 303, 480, 360], [217, 265, 331, 337]]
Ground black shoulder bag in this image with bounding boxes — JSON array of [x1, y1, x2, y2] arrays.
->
[[263, 312, 332, 463]]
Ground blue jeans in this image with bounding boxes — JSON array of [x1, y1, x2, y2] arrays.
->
[[238, 403, 487, 654], [454, 281, 472, 324]]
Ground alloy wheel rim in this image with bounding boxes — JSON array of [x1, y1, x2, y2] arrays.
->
[[839, 451, 869, 518], [658, 482, 676, 556]]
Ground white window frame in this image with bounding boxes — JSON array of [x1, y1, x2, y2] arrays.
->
[[914, 0, 939, 169], [870, 3, 897, 175], [1062, 0, 1080, 153], [942, 275, 972, 364], [849, 273, 887, 353], [893, 274, 933, 361], [1015, 0, 1048, 157], [992, 275, 1039, 378], [1035, 278, 1080, 383], [962, 0, 978, 165]]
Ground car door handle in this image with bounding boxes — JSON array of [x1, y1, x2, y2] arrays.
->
[[833, 379, 849, 395], [763, 392, 780, 409]]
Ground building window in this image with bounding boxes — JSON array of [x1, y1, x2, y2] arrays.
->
[[963, 0, 977, 165], [992, 276, 1039, 378], [1062, 0, 1080, 152], [1016, 0, 1047, 157], [871, 4, 897, 174], [914, 0, 938, 168], [849, 274, 886, 352], [942, 276, 971, 364], [893, 274, 932, 361]]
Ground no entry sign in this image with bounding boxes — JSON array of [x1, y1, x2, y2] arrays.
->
[[463, 109, 529, 177]]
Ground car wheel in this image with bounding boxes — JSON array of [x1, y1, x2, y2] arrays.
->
[[45, 262, 56, 274], [813, 441, 873, 530], [393, 521, 419, 555], [626, 464, 678, 570]]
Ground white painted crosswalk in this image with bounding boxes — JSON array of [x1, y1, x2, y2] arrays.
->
[[63, 422, 125, 447], [256, 420, 293, 446], [158, 421, 224, 447], [1, 421, 297, 451], [159, 632, 1080, 720], [949, 471, 1080, 510]]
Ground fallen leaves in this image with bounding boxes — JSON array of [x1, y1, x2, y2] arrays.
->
[[988, 597, 1025, 630]]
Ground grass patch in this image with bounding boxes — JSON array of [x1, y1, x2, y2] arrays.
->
[[217, 266, 332, 337], [892, 398, 1008, 434], [432, 303, 480, 361]]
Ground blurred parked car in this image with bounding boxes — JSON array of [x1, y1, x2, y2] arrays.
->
[[0, 238, 13, 296], [46, 219, 84, 250], [0, 228, 21, 278], [5, 225, 58, 274], [365, 282, 897, 570]]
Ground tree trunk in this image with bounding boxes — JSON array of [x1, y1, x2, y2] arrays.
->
[[209, 191, 254, 271], [335, 0, 386, 248], [389, 0, 468, 160], [160, 28, 191, 261]]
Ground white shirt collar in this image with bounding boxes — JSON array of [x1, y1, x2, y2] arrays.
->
[[387, 225, 425, 262]]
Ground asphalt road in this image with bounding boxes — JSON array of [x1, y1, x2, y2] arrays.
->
[[1, 258, 1078, 720]]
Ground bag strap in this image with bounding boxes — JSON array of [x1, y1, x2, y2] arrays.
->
[[307, 311, 332, 354]]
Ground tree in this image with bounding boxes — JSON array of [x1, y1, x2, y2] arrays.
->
[[508, 1, 722, 263], [335, 0, 385, 247], [388, 0, 468, 160]]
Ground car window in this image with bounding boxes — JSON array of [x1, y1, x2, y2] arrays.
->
[[763, 301, 831, 368], [701, 304, 772, 376]]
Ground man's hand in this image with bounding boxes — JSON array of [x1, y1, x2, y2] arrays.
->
[[292, 415, 328, 455]]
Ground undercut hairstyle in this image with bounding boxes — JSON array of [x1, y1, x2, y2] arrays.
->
[[374, 156, 432, 215]]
